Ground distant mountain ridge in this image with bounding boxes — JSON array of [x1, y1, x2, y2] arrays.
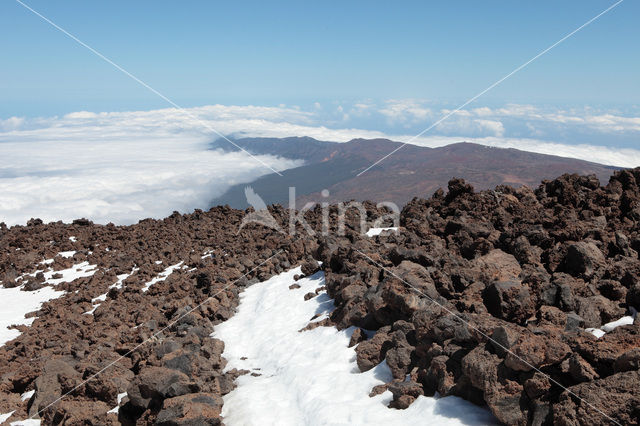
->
[[210, 137, 619, 208]]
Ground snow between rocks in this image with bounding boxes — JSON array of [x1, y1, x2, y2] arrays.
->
[[1, 262, 97, 346], [141, 262, 184, 292], [213, 267, 496, 425], [365, 227, 399, 237]]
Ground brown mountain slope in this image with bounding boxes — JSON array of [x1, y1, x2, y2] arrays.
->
[[211, 137, 619, 208]]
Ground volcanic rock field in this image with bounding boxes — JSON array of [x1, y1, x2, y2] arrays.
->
[[2, 169, 640, 425]]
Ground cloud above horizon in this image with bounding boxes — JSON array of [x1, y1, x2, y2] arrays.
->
[[0, 109, 305, 226], [1, 102, 639, 226]]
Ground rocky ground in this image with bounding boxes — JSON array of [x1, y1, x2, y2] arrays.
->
[[0, 207, 323, 424], [1, 170, 640, 425], [320, 169, 640, 425]]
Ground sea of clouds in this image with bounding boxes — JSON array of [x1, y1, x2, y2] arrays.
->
[[0, 106, 310, 226], [1, 102, 639, 226]]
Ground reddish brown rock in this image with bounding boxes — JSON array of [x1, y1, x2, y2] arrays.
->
[[561, 241, 606, 280], [476, 249, 522, 281], [300, 259, 320, 276], [483, 280, 534, 323], [505, 334, 571, 372], [388, 380, 424, 409], [41, 399, 116, 425], [348, 328, 367, 348], [156, 393, 223, 426], [355, 327, 392, 372], [553, 371, 640, 425]]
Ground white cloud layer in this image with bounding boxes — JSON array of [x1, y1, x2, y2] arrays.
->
[[0, 107, 306, 226], [378, 99, 432, 125], [1, 102, 639, 226]]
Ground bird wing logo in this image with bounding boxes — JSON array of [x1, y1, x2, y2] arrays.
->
[[244, 186, 268, 211], [238, 186, 283, 233]]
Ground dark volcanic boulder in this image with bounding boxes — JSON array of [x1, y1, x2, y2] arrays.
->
[[489, 325, 520, 357], [445, 178, 474, 202], [126, 367, 198, 413], [504, 334, 570, 372], [614, 348, 640, 373], [355, 327, 392, 372], [483, 280, 534, 323], [476, 249, 522, 282], [41, 399, 113, 425], [391, 261, 439, 300], [561, 241, 606, 280], [29, 359, 82, 418], [627, 283, 640, 308], [156, 393, 223, 426], [388, 380, 424, 409], [553, 370, 640, 425], [300, 259, 320, 276]]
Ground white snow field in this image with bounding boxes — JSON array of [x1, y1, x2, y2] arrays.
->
[[214, 267, 496, 425]]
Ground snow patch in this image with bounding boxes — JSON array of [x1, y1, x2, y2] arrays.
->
[[2, 262, 97, 345], [112, 268, 138, 290], [10, 419, 41, 425], [84, 268, 138, 315], [214, 267, 496, 425], [20, 390, 35, 401], [58, 250, 76, 258], [92, 293, 108, 304], [0, 412, 15, 423], [43, 262, 97, 286], [586, 328, 606, 339], [107, 392, 128, 414], [586, 307, 637, 339], [0, 284, 65, 346], [69, 236, 77, 242], [365, 227, 399, 237], [142, 262, 183, 292], [84, 304, 99, 316], [17, 261, 97, 286], [602, 315, 635, 332]]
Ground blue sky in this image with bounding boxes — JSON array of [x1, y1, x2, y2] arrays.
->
[[0, 1, 639, 225], [1, 0, 638, 117]]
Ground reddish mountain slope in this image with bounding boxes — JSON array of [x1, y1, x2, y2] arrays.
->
[[211, 137, 618, 208]]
